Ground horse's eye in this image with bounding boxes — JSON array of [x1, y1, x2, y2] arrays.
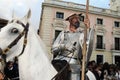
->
[[11, 28, 19, 34]]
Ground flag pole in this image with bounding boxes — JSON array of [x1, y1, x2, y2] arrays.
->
[[81, 0, 89, 80]]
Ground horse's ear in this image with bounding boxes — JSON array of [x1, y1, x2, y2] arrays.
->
[[27, 9, 31, 19], [12, 9, 17, 19], [24, 9, 31, 20]]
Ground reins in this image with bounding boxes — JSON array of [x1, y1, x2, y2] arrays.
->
[[51, 50, 75, 80]]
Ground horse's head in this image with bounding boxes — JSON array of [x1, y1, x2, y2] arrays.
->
[[0, 10, 31, 61]]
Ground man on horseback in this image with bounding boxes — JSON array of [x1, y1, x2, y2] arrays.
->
[[51, 13, 91, 80]]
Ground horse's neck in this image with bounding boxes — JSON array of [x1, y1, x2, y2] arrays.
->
[[18, 27, 57, 80], [19, 27, 50, 69], [20, 27, 51, 60]]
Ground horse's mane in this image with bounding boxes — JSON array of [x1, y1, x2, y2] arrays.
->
[[29, 26, 53, 61]]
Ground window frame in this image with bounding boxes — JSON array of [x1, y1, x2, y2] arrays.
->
[[114, 21, 120, 27], [97, 18, 103, 25], [114, 37, 120, 50], [56, 12, 64, 19]]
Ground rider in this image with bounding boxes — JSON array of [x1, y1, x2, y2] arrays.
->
[[51, 13, 90, 80]]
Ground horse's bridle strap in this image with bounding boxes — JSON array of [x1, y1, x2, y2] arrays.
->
[[23, 38, 27, 45], [2, 30, 25, 54], [18, 23, 29, 57], [1, 20, 29, 58], [3, 48, 10, 54]]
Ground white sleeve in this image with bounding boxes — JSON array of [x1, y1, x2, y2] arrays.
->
[[51, 31, 64, 53]]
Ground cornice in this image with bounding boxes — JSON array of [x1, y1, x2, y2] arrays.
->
[[42, 1, 120, 19]]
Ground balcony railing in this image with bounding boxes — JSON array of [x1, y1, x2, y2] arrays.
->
[[96, 43, 105, 50], [111, 47, 120, 51], [111, 44, 120, 53]]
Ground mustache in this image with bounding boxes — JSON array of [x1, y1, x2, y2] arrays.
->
[[73, 22, 80, 29]]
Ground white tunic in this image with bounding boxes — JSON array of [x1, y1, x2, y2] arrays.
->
[[86, 70, 96, 80], [52, 28, 84, 64]]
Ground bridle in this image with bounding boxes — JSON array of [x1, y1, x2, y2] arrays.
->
[[0, 20, 29, 62]]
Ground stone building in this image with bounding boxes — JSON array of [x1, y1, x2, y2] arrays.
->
[[39, 0, 120, 64]]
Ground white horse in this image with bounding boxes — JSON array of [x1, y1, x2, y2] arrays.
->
[[0, 10, 57, 80]]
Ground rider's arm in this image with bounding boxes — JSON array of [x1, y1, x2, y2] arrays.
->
[[51, 31, 65, 55]]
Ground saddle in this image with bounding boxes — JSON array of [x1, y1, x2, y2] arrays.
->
[[51, 59, 71, 80]]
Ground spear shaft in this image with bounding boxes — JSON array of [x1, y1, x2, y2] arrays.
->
[[81, 0, 89, 80]]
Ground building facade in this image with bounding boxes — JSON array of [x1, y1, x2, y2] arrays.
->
[[39, 0, 120, 64]]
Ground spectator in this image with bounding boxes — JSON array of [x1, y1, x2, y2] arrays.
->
[[100, 62, 110, 80], [86, 61, 96, 80], [92, 64, 102, 80], [107, 64, 116, 80], [4, 61, 19, 80], [115, 67, 120, 80]]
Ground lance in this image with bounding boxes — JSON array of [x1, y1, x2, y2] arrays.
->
[[81, 0, 90, 80]]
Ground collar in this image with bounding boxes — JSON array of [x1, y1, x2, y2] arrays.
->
[[64, 27, 83, 33]]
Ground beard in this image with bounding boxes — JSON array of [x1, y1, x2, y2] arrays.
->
[[73, 22, 80, 29]]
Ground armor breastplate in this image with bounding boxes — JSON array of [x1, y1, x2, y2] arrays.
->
[[61, 31, 83, 64], [52, 29, 84, 64], [64, 32, 79, 52]]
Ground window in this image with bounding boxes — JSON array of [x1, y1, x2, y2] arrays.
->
[[96, 35, 104, 49], [56, 12, 64, 19], [115, 38, 120, 50], [55, 30, 61, 40], [97, 18, 103, 25], [114, 21, 120, 27], [115, 56, 120, 64], [96, 55, 103, 64], [80, 16, 84, 22]]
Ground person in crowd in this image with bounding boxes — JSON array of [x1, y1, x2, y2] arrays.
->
[[0, 70, 10, 80], [0, 71, 5, 80], [86, 61, 96, 80], [4, 61, 19, 80], [92, 63, 102, 80], [100, 62, 110, 80], [107, 64, 116, 80], [115, 67, 120, 80]]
